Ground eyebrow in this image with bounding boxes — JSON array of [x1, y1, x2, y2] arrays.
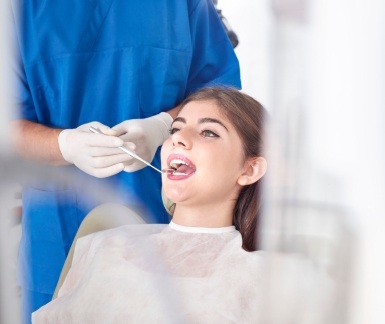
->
[[172, 117, 229, 132]]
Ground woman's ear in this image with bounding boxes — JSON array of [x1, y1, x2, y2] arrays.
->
[[237, 157, 267, 186]]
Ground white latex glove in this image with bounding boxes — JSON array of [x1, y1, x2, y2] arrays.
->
[[112, 112, 173, 172], [58, 122, 135, 178]]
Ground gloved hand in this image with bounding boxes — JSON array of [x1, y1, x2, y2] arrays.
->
[[112, 112, 173, 172], [58, 122, 135, 178]]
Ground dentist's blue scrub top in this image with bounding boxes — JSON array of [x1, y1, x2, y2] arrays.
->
[[10, 0, 240, 321]]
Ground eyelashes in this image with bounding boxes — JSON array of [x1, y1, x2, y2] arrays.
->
[[169, 127, 178, 135], [168, 127, 219, 138], [201, 130, 219, 138]]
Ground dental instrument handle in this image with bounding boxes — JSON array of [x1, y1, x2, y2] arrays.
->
[[89, 126, 165, 174]]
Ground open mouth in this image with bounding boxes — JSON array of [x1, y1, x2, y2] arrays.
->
[[168, 157, 196, 176]]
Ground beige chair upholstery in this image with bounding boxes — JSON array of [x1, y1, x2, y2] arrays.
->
[[52, 203, 146, 299]]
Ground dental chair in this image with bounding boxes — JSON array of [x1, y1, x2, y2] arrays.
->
[[52, 203, 146, 299]]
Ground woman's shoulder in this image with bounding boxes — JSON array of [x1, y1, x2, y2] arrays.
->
[[77, 224, 168, 249]]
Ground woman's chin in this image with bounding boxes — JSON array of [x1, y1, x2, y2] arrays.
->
[[163, 187, 190, 204], [166, 196, 186, 205]]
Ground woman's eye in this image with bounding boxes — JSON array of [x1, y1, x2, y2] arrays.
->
[[201, 130, 218, 137], [169, 127, 180, 135]]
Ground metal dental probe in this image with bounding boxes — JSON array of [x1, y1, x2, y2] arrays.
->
[[89, 126, 173, 174]]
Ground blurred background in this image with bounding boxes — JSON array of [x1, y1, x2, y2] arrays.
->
[[2, 0, 385, 323]]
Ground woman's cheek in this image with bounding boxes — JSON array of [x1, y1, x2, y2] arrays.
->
[[160, 139, 171, 161]]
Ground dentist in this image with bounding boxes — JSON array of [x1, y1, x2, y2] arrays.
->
[[9, 0, 241, 322]]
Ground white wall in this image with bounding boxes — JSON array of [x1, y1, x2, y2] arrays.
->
[[218, 0, 274, 110]]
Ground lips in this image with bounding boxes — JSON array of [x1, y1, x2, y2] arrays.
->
[[166, 154, 196, 177]]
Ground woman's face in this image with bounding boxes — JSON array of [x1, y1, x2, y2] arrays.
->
[[161, 100, 248, 209]]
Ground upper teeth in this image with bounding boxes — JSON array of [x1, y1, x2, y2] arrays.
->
[[170, 159, 188, 169]]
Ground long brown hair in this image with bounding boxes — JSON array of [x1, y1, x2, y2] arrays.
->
[[179, 87, 267, 251]]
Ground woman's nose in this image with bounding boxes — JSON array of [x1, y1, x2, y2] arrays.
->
[[172, 129, 192, 149]]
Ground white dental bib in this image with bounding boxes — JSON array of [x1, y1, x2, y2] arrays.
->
[[32, 222, 333, 323], [32, 221, 266, 323]]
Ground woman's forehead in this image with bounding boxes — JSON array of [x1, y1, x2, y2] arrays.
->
[[178, 100, 225, 119]]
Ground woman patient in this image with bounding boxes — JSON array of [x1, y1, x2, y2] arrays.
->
[[32, 87, 268, 323]]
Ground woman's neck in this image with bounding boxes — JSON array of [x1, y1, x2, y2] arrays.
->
[[171, 204, 233, 228]]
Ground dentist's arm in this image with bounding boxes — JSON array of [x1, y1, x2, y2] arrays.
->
[[11, 120, 65, 165], [11, 119, 134, 178]]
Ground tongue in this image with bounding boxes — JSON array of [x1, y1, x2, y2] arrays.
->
[[176, 164, 194, 175]]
